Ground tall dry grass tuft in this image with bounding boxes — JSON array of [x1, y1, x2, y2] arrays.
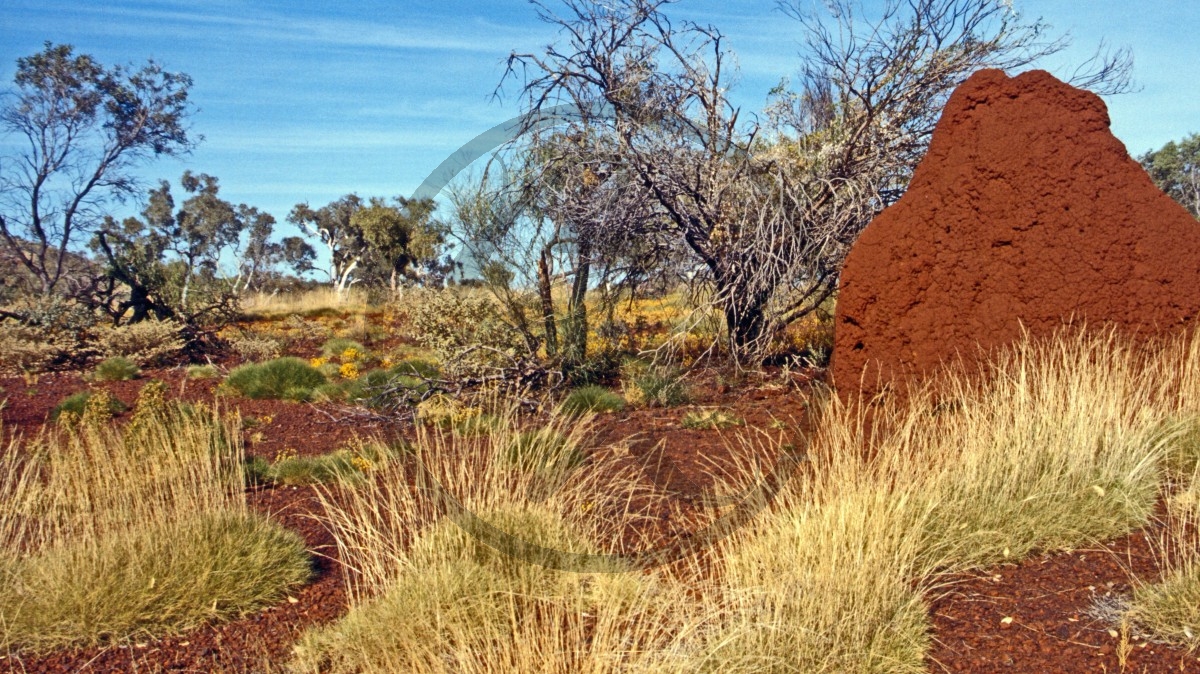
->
[[293, 399, 697, 673], [685, 328, 1175, 672], [293, 327, 1189, 673], [1123, 330, 1200, 648], [242, 288, 371, 317], [0, 397, 311, 652]]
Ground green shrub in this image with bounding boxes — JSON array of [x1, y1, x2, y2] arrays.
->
[[623, 364, 688, 407], [95, 319, 185, 366], [404, 288, 524, 378], [321, 338, 367, 360], [186, 364, 220, 379], [90, 356, 140, 382], [559, 385, 625, 416], [51, 391, 127, 422], [224, 357, 327, 401]]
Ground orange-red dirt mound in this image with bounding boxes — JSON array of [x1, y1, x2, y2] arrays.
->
[[832, 68, 1200, 398]]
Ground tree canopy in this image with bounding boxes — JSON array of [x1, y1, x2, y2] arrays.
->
[[288, 194, 446, 294], [1141, 133, 1200, 219], [0, 42, 195, 297]]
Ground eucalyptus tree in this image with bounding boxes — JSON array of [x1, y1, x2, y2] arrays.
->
[[0, 42, 195, 297], [1140, 133, 1200, 219], [92, 172, 251, 324], [289, 194, 443, 296]]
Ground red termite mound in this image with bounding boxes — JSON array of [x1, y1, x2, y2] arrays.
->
[[832, 68, 1200, 398]]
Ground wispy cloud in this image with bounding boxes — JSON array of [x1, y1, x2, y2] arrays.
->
[[15, 1, 543, 55], [199, 125, 486, 153]]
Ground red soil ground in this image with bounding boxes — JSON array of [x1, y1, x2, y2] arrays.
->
[[2, 364, 1199, 672]]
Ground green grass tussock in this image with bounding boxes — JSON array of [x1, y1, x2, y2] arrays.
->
[[560, 385, 626, 416], [245, 440, 401, 487], [223, 357, 328, 400], [694, 485, 935, 674], [321, 337, 368, 359], [0, 400, 312, 652], [685, 328, 1182, 673], [50, 389, 127, 423], [623, 363, 689, 407], [293, 400, 690, 673], [89, 356, 140, 382], [1118, 332, 1200, 648]]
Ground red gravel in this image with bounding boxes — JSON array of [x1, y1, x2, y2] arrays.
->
[[3, 366, 1200, 673]]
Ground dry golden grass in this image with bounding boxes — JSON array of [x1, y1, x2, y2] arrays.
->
[[290, 328, 1198, 673], [0, 397, 311, 652], [681, 328, 1178, 673], [293, 400, 698, 673], [1122, 332, 1200, 648], [241, 288, 372, 317]]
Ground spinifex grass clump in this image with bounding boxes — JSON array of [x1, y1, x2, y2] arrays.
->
[[90, 356, 140, 382], [245, 439, 401, 487], [50, 389, 127, 423], [686, 329, 1175, 672], [1121, 332, 1200, 648], [321, 337, 368, 361], [224, 357, 327, 401], [0, 389, 311, 652], [560, 385, 626, 416], [622, 363, 689, 407], [293, 400, 691, 673]]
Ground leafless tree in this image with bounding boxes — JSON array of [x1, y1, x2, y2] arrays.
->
[[501, 0, 1132, 361]]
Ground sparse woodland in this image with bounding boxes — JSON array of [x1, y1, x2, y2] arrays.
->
[[3, 1, 1200, 672]]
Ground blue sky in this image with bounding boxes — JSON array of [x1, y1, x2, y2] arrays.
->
[[1, 0, 1198, 235]]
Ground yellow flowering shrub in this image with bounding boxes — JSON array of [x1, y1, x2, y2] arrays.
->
[[415, 394, 480, 428]]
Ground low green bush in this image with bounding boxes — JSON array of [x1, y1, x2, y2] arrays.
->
[[559, 385, 625, 416], [321, 338, 367, 360], [224, 357, 327, 401], [624, 364, 688, 407], [50, 390, 127, 422], [186, 364, 221, 379], [90, 356, 140, 382]]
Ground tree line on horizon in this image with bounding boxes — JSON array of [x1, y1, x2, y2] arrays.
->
[[1, 0, 1192, 369]]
